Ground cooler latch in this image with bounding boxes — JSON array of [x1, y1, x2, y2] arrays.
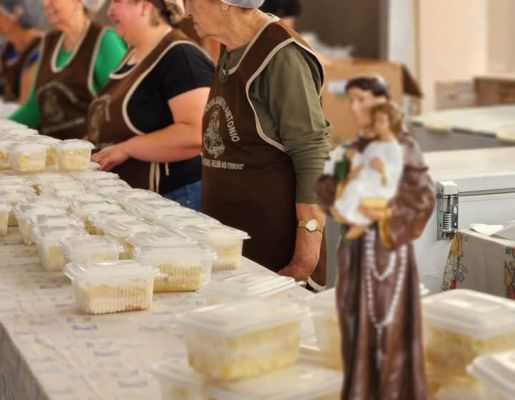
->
[[436, 181, 459, 240]]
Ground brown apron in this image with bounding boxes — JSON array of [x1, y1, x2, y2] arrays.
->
[[0, 37, 41, 102], [36, 22, 104, 139], [202, 20, 326, 278], [86, 29, 198, 191]]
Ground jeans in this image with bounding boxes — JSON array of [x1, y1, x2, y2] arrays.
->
[[162, 180, 201, 211]]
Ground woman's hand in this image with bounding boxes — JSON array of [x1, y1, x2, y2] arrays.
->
[[91, 142, 129, 171]]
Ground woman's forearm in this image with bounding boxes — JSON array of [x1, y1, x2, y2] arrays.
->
[[121, 122, 202, 163]]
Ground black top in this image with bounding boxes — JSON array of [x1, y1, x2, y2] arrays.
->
[[119, 43, 214, 193], [260, 0, 302, 17]]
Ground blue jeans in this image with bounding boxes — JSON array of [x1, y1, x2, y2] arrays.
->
[[162, 180, 201, 211]]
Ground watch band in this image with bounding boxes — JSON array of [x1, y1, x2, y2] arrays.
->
[[298, 219, 324, 233]]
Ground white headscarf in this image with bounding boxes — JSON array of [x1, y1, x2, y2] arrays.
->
[[81, 0, 107, 14], [220, 0, 265, 8]]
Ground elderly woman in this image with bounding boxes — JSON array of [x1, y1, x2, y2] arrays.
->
[[9, 0, 126, 139], [88, 0, 213, 209], [0, 0, 43, 103], [186, 0, 330, 286], [316, 76, 435, 399]]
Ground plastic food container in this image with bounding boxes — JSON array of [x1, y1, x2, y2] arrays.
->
[[102, 220, 156, 259], [134, 246, 216, 292], [156, 213, 220, 231], [89, 212, 139, 235], [72, 202, 124, 233], [467, 350, 515, 400], [200, 271, 297, 305], [8, 143, 48, 172], [115, 189, 162, 209], [177, 299, 304, 380], [64, 260, 158, 315], [0, 189, 36, 226], [209, 363, 343, 400], [431, 379, 492, 400], [309, 288, 343, 370], [56, 139, 95, 171], [0, 139, 14, 169], [0, 202, 10, 236], [70, 170, 119, 181], [61, 236, 124, 264], [15, 206, 68, 245], [133, 203, 193, 223], [422, 289, 515, 377], [126, 230, 195, 251], [34, 135, 61, 167], [32, 225, 86, 271], [153, 362, 208, 400], [181, 225, 250, 271]]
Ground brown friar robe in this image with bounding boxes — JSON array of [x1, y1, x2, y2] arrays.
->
[[316, 131, 435, 400]]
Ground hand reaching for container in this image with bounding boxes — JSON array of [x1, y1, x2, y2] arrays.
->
[[91, 142, 129, 172]]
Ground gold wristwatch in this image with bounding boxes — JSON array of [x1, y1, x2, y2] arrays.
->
[[298, 219, 324, 233]]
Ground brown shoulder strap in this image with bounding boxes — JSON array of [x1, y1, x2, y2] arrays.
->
[[237, 21, 323, 85]]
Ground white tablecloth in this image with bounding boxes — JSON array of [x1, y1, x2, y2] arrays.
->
[[0, 229, 310, 399]]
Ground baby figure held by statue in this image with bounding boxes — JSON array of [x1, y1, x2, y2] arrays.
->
[[332, 101, 404, 239]]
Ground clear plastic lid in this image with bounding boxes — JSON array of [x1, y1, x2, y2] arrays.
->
[[200, 271, 297, 299], [91, 179, 130, 189], [64, 259, 159, 282], [14, 204, 60, 220], [74, 202, 123, 219], [182, 224, 251, 243], [133, 245, 216, 267], [126, 230, 195, 249], [309, 288, 336, 313], [32, 224, 86, 244], [102, 219, 155, 237], [152, 362, 206, 390], [0, 202, 11, 213], [33, 214, 83, 228], [69, 170, 119, 181], [422, 289, 515, 339], [90, 212, 138, 228], [156, 213, 221, 231], [56, 139, 95, 150], [61, 236, 124, 258], [8, 142, 48, 154], [34, 136, 61, 146], [0, 176, 30, 185], [133, 203, 192, 221], [117, 188, 161, 201], [467, 351, 515, 400], [71, 194, 106, 206], [209, 363, 343, 400], [0, 189, 36, 204], [176, 299, 305, 337]]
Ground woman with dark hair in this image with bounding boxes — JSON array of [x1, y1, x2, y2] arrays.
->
[[9, 0, 127, 139], [316, 75, 434, 399], [0, 0, 43, 103], [88, 0, 213, 210]]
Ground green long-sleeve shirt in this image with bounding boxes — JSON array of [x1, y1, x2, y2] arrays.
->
[[9, 28, 127, 128], [219, 43, 331, 203]]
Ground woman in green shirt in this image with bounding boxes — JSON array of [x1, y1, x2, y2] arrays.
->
[[9, 0, 127, 139]]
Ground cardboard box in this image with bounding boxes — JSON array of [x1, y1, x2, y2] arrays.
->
[[321, 58, 422, 145], [435, 80, 476, 110], [475, 75, 515, 106]]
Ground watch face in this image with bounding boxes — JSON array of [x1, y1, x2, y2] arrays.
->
[[306, 220, 317, 232]]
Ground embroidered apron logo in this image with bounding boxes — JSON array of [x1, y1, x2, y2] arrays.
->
[[204, 96, 241, 159], [204, 106, 225, 159], [88, 94, 111, 144]]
